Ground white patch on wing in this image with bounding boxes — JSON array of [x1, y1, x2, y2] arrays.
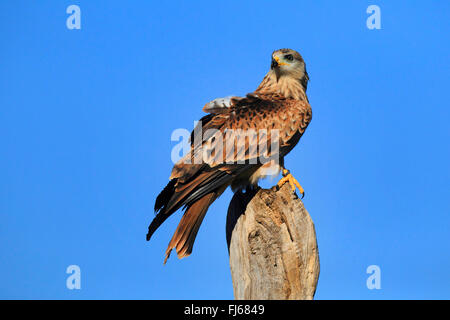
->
[[203, 96, 236, 113]]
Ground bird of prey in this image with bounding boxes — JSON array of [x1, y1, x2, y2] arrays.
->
[[147, 49, 312, 263]]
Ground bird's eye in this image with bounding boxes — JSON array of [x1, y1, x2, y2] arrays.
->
[[285, 54, 294, 61]]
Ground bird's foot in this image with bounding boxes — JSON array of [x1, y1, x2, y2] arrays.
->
[[276, 169, 305, 199]]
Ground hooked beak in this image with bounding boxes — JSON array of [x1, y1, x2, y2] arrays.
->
[[271, 56, 287, 69], [271, 58, 279, 69]]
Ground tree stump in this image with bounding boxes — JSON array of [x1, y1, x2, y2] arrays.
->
[[226, 183, 320, 300]]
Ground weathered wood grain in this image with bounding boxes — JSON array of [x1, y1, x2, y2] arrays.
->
[[227, 184, 320, 300]]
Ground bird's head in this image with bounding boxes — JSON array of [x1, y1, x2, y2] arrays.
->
[[271, 48, 309, 89]]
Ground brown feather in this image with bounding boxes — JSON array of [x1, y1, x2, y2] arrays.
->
[[147, 48, 313, 263], [164, 192, 219, 264]]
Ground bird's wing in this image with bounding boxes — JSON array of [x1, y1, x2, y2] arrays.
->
[[202, 96, 237, 114], [148, 94, 312, 262]]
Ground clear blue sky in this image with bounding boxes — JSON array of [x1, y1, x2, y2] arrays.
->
[[1, 1, 449, 299]]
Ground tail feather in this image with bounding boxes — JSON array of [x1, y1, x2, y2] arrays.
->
[[147, 174, 206, 241], [148, 170, 231, 263], [154, 179, 177, 213], [164, 193, 217, 264], [147, 179, 178, 241]]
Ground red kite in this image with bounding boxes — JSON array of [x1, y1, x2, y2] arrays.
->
[[147, 49, 312, 263]]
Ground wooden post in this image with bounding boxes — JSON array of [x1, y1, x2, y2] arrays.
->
[[226, 183, 320, 300]]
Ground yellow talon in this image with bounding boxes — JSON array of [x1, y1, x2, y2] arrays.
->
[[277, 169, 305, 198]]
